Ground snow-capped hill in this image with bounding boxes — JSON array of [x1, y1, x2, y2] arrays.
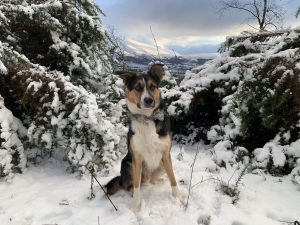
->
[[125, 39, 180, 57]]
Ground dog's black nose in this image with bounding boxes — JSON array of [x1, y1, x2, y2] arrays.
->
[[144, 97, 154, 106]]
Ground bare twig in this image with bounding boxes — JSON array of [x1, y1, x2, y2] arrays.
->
[[106, 26, 127, 71], [172, 49, 178, 59], [191, 176, 220, 189], [150, 26, 161, 60], [247, 23, 261, 31], [227, 163, 240, 185], [219, 0, 283, 30], [85, 164, 118, 211], [185, 144, 200, 210]]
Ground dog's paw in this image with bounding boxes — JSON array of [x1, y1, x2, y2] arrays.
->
[[130, 202, 141, 214], [131, 188, 141, 214], [172, 186, 185, 204]]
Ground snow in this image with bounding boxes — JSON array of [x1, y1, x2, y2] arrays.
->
[[207, 128, 218, 143], [0, 144, 299, 225], [27, 80, 43, 93], [0, 95, 27, 179], [254, 147, 270, 167], [290, 167, 300, 185], [0, 60, 7, 74], [41, 132, 52, 149], [268, 144, 286, 167], [213, 140, 234, 165], [0, 42, 8, 75]]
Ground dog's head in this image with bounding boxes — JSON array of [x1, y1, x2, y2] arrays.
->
[[117, 64, 164, 117]]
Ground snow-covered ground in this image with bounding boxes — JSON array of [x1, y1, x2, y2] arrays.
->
[[0, 144, 299, 225]]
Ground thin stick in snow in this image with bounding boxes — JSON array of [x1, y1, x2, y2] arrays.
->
[[92, 173, 118, 211], [185, 144, 199, 210], [88, 169, 95, 200], [227, 163, 239, 185], [86, 164, 118, 211]]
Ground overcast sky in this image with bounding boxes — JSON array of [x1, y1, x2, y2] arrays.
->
[[96, 0, 299, 55]]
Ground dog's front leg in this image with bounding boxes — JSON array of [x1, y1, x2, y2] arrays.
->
[[131, 151, 143, 213], [162, 147, 184, 204]]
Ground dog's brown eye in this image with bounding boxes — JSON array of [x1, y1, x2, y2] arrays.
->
[[150, 84, 157, 91], [134, 85, 142, 92]]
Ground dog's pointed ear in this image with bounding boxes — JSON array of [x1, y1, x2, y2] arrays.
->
[[115, 71, 137, 86], [148, 64, 165, 85]]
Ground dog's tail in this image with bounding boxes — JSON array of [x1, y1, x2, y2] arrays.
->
[[105, 176, 121, 195]]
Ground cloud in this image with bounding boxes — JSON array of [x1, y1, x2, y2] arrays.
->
[[167, 43, 220, 55], [97, 0, 300, 54], [99, 0, 246, 37]]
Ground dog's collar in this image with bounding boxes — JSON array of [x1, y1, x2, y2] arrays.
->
[[129, 109, 165, 125]]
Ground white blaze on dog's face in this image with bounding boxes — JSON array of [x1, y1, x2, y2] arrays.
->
[[117, 64, 164, 117]]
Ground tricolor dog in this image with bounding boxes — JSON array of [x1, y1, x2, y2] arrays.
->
[[105, 64, 184, 212]]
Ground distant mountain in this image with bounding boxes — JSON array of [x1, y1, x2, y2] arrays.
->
[[125, 39, 220, 59], [125, 39, 179, 57], [122, 38, 219, 78]]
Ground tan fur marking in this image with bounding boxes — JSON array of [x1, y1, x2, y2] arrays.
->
[[126, 80, 145, 105], [161, 135, 177, 187], [127, 90, 140, 105], [130, 141, 143, 189], [152, 89, 161, 109]]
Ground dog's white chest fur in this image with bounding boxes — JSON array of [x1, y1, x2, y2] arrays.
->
[[131, 120, 166, 170]]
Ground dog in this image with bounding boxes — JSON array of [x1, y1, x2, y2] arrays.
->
[[105, 64, 184, 212]]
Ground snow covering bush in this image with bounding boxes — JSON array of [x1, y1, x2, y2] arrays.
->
[[164, 30, 300, 175], [289, 166, 300, 185], [0, 95, 26, 180], [0, 1, 127, 178], [212, 140, 249, 168], [20, 67, 126, 173], [0, 0, 111, 90], [213, 140, 234, 167], [253, 138, 300, 176], [0, 47, 127, 175]]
